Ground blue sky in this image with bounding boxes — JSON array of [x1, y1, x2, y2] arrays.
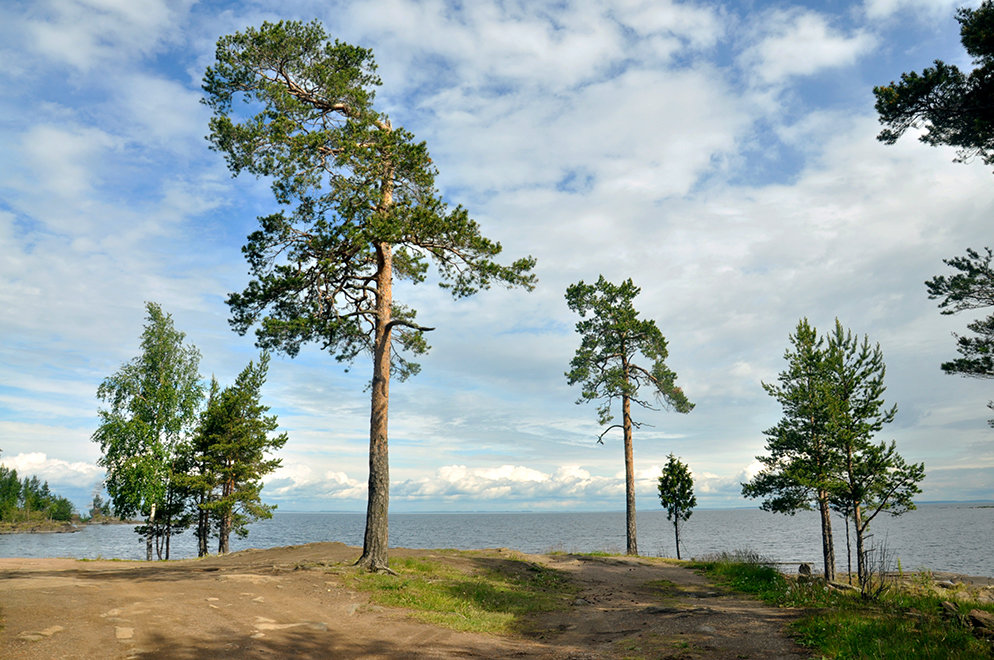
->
[[1, 0, 992, 515]]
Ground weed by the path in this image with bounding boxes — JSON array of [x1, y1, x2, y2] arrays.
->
[[691, 553, 994, 659], [347, 553, 576, 634]]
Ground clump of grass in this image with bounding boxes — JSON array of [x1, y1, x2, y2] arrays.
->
[[347, 554, 576, 634], [692, 551, 994, 659]]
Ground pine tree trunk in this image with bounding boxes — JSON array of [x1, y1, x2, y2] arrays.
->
[[357, 241, 393, 572], [844, 511, 853, 585], [622, 391, 638, 556], [854, 504, 866, 588], [219, 510, 230, 554], [817, 490, 836, 581], [219, 476, 233, 554], [197, 504, 208, 557]]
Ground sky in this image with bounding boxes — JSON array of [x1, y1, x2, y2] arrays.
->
[[1, 0, 992, 516]]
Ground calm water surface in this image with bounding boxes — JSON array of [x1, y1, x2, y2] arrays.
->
[[1, 503, 990, 577]]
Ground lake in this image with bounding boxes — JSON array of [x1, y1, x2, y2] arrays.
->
[[1, 503, 990, 577]]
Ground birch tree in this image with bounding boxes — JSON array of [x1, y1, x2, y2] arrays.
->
[[92, 302, 202, 560]]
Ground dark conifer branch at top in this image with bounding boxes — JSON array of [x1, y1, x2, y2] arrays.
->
[[874, 1, 994, 168]]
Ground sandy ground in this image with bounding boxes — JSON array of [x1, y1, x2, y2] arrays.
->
[[0, 542, 811, 659]]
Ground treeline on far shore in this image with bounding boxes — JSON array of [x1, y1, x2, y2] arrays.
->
[[0, 450, 106, 529]]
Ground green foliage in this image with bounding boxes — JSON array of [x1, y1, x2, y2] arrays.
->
[[691, 552, 786, 599], [824, 321, 924, 590], [0, 452, 77, 522], [743, 319, 925, 587], [565, 275, 692, 556], [205, 19, 535, 569], [565, 276, 692, 428], [0, 462, 19, 520], [926, 246, 994, 425], [743, 319, 834, 515], [657, 453, 696, 559], [695, 557, 994, 659], [89, 490, 113, 520], [657, 454, 696, 523], [348, 555, 576, 634], [204, 19, 536, 376], [184, 353, 288, 554], [874, 1, 994, 168], [92, 302, 202, 558]]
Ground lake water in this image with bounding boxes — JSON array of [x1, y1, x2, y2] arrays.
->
[[1, 503, 991, 578]]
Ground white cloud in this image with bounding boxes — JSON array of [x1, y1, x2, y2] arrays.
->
[[613, 0, 725, 48], [741, 9, 876, 85], [24, 0, 192, 71], [117, 74, 207, 148], [18, 124, 120, 202], [863, 0, 961, 21], [0, 452, 103, 487]]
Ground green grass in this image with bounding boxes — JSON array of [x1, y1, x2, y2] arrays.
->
[[345, 553, 577, 634], [691, 552, 994, 659]]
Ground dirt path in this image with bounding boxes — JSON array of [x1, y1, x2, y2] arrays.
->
[[0, 543, 809, 659]]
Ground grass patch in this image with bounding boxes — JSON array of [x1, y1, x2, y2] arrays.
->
[[691, 552, 994, 659], [346, 553, 577, 634]]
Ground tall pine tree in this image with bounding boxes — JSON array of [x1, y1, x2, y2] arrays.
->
[[824, 322, 923, 590], [566, 276, 692, 556], [742, 319, 839, 581], [204, 20, 535, 571], [187, 354, 287, 555]]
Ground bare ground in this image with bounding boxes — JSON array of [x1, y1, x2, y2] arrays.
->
[[0, 542, 811, 659]]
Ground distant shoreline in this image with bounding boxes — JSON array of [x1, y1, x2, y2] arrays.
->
[[0, 518, 137, 535]]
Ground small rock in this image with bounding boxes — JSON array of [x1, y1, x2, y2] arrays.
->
[[645, 606, 679, 614], [697, 625, 716, 634], [115, 627, 135, 641], [936, 580, 957, 589], [17, 625, 64, 641], [941, 601, 959, 616], [573, 598, 590, 606], [798, 563, 812, 576], [969, 609, 994, 631]]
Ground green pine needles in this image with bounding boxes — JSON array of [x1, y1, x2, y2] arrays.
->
[[566, 275, 693, 556], [657, 454, 696, 560], [742, 318, 924, 592], [203, 20, 535, 571]]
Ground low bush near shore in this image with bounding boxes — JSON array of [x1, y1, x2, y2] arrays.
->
[[692, 553, 994, 659]]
